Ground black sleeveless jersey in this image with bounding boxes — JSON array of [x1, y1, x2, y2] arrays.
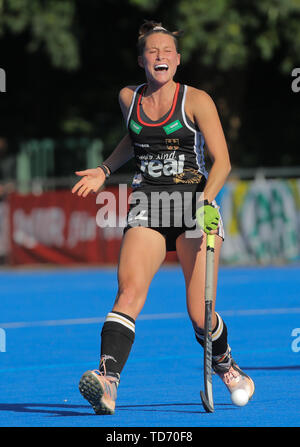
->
[[126, 83, 208, 189]]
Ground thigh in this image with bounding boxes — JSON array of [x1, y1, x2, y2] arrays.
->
[[113, 227, 166, 318], [176, 231, 223, 328]]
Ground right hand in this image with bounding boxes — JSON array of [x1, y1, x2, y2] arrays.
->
[[196, 202, 220, 235], [71, 168, 105, 197]]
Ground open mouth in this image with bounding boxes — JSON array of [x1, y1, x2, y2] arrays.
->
[[154, 64, 169, 72]]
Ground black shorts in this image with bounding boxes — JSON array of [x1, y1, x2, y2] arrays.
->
[[123, 180, 224, 252]]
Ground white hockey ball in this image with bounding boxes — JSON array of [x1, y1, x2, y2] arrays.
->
[[231, 389, 249, 407]]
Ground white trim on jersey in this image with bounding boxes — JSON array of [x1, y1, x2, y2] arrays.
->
[[181, 85, 208, 178], [126, 84, 145, 188], [126, 84, 146, 128]]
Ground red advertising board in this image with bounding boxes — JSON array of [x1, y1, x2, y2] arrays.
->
[[8, 188, 178, 265]]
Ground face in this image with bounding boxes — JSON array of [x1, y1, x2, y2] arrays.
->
[[138, 33, 181, 85]]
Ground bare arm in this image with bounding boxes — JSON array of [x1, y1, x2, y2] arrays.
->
[[188, 88, 231, 203]]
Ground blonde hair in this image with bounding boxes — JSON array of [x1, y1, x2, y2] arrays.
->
[[137, 20, 183, 55]]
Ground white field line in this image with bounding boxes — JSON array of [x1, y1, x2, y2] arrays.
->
[[0, 308, 300, 329]]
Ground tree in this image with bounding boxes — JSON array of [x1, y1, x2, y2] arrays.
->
[[0, 0, 79, 70], [0, 0, 299, 168], [128, 0, 300, 167], [129, 0, 300, 73]]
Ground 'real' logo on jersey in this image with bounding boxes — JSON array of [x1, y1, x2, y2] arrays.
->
[[139, 153, 185, 178]]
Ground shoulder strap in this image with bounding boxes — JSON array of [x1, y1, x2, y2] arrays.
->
[[126, 84, 146, 128]]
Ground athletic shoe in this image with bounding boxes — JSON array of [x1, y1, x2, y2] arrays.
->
[[212, 346, 255, 400], [79, 356, 119, 415]]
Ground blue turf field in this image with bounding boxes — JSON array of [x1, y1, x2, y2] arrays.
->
[[0, 265, 299, 427]]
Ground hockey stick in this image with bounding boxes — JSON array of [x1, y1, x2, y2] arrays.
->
[[200, 233, 215, 413]]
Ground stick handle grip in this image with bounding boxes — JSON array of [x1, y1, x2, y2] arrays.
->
[[205, 234, 215, 304]]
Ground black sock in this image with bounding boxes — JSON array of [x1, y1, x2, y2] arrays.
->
[[100, 311, 135, 377], [194, 312, 228, 357]]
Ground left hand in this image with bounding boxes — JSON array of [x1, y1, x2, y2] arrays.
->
[[71, 168, 105, 197], [196, 202, 220, 234]]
